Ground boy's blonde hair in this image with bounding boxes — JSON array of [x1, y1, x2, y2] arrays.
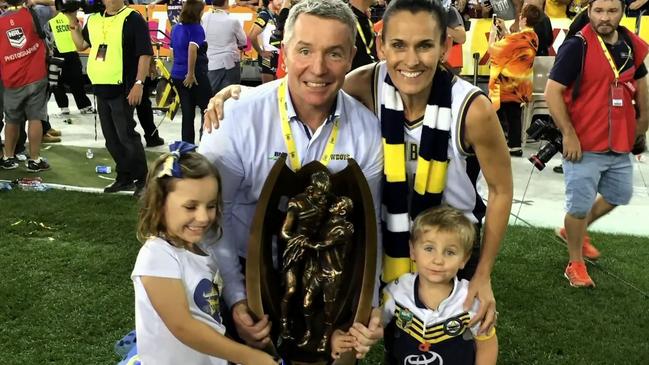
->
[[136, 152, 223, 247], [410, 205, 476, 255]]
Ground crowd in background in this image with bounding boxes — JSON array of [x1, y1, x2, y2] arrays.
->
[[0, 0, 630, 174]]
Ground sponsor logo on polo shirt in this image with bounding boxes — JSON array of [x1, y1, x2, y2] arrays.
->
[[404, 351, 443, 365]]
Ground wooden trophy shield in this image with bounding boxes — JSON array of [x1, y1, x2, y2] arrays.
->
[[246, 154, 377, 365]]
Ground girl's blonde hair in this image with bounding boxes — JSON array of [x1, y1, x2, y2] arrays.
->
[[136, 152, 223, 247], [410, 205, 476, 256]]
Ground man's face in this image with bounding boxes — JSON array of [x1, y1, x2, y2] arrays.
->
[[271, 0, 283, 11], [102, 0, 124, 12], [588, 0, 623, 38], [283, 14, 356, 112]]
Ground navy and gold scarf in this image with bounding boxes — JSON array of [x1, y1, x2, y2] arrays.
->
[[381, 67, 453, 283]]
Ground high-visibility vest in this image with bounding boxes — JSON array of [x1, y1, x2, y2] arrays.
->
[[86, 6, 134, 85], [48, 12, 76, 53]]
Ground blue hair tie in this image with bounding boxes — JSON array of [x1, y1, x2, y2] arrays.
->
[[157, 141, 198, 178]]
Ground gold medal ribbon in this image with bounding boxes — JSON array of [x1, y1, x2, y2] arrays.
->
[[277, 80, 340, 171]]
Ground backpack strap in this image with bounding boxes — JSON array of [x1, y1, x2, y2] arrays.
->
[[28, 7, 46, 40], [572, 32, 587, 100]]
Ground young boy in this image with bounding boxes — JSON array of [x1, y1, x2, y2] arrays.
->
[[381, 206, 498, 364]]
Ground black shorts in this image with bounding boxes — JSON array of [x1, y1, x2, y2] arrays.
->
[[258, 52, 279, 75]]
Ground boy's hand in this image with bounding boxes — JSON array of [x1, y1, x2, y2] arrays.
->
[[330, 329, 354, 360], [464, 274, 497, 335], [347, 308, 383, 359]]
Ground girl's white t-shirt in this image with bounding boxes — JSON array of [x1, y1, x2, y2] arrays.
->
[[132, 237, 227, 365]]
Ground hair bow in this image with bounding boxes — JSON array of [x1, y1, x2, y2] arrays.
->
[[157, 141, 198, 178]]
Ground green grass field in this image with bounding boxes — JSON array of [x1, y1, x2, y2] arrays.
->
[[1, 190, 648, 364], [0, 145, 162, 189]]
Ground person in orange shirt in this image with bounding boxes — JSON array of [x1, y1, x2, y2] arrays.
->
[[488, 4, 542, 156]]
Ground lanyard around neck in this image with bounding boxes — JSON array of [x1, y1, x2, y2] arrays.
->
[[356, 17, 375, 60], [596, 33, 631, 83], [277, 80, 340, 171], [102, 6, 128, 42]]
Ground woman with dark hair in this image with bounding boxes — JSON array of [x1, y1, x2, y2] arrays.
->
[[170, 0, 211, 144]]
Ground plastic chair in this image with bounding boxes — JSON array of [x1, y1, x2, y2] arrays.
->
[[522, 56, 555, 146]]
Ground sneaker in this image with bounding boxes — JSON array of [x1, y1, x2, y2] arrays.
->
[[133, 181, 146, 198], [58, 107, 70, 116], [42, 133, 62, 143], [26, 158, 50, 172], [15, 153, 28, 161], [104, 179, 135, 193], [555, 227, 601, 260], [509, 147, 523, 157], [79, 106, 96, 114], [46, 128, 62, 137], [0, 156, 18, 170], [564, 261, 595, 288]]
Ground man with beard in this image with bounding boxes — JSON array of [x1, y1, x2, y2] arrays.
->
[[545, 0, 648, 287]]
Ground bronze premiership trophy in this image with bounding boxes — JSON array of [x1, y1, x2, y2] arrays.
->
[[246, 154, 377, 365]]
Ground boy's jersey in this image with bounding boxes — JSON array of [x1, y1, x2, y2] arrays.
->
[[382, 273, 493, 365]]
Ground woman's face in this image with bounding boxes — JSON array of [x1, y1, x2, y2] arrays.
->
[[379, 10, 446, 97]]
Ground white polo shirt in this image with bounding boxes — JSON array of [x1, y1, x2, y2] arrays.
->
[[199, 78, 383, 307]]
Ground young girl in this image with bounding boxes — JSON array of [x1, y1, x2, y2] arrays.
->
[[131, 141, 278, 365]]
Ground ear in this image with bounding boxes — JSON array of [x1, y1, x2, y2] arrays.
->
[[409, 241, 416, 262], [281, 42, 289, 68], [441, 36, 451, 63], [346, 45, 358, 73], [377, 33, 385, 60], [459, 254, 470, 270]]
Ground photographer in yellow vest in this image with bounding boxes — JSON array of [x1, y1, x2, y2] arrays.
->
[[48, 11, 94, 116], [64, 0, 153, 196]]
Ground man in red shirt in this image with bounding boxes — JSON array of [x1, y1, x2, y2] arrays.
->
[[0, 0, 49, 171], [545, 0, 648, 288]]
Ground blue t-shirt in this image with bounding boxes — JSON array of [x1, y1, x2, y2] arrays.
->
[[171, 23, 206, 80]]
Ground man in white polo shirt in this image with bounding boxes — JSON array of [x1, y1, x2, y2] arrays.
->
[[198, 0, 383, 357]]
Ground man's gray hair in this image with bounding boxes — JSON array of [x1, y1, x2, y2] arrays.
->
[[283, 0, 357, 47]]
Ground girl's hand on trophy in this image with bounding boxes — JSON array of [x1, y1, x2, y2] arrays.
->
[[330, 329, 354, 359]]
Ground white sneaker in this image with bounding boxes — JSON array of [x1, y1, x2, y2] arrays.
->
[[79, 106, 96, 114], [15, 153, 27, 161], [54, 107, 70, 118]]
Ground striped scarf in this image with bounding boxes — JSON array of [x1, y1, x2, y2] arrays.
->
[[381, 67, 453, 283]]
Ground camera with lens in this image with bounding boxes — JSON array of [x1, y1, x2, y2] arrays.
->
[[526, 118, 563, 171], [47, 56, 64, 89], [54, 0, 104, 14]]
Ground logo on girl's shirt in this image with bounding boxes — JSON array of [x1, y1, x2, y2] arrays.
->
[[194, 279, 222, 323]]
